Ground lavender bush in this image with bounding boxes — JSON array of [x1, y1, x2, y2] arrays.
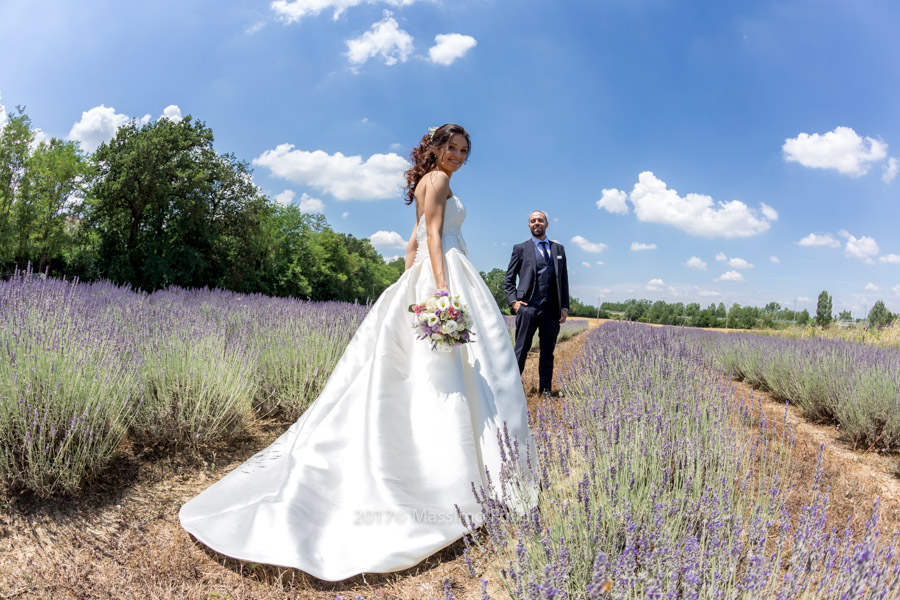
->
[[503, 317, 589, 347], [251, 297, 367, 419], [0, 269, 144, 495], [131, 287, 259, 447], [461, 322, 899, 599]]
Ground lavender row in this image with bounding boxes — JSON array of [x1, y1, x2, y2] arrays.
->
[[502, 316, 590, 346], [0, 270, 367, 495], [703, 331, 900, 452], [462, 322, 898, 599]]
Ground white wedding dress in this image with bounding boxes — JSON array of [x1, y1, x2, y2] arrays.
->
[[179, 196, 536, 581]]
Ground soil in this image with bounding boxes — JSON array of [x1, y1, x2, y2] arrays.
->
[[2, 321, 898, 599]]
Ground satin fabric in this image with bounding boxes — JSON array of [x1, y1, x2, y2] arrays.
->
[[179, 197, 536, 581]]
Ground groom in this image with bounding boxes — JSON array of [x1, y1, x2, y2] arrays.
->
[[504, 210, 569, 397]]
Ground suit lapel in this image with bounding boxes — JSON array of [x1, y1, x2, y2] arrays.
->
[[524, 240, 537, 274]]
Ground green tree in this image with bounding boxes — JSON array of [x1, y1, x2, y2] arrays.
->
[[568, 296, 598, 318], [480, 267, 510, 314], [815, 290, 833, 327], [796, 309, 810, 325], [86, 116, 265, 290], [624, 299, 649, 322], [695, 306, 716, 328], [868, 300, 895, 328], [837, 309, 852, 322], [0, 107, 34, 272], [685, 302, 700, 324], [716, 302, 727, 319], [23, 138, 92, 273]]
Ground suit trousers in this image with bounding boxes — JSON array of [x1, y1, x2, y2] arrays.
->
[[513, 300, 560, 393]]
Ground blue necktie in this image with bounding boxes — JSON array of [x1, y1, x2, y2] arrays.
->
[[540, 241, 550, 263]]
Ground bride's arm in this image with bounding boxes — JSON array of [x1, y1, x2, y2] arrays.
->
[[423, 173, 450, 290], [404, 223, 418, 271]]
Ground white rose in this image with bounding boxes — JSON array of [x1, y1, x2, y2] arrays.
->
[[441, 320, 458, 334], [431, 332, 444, 341], [418, 311, 431, 322], [425, 297, 438, 311]]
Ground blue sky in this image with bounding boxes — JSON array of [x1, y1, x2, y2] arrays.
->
[[2, 0, 898, 316]]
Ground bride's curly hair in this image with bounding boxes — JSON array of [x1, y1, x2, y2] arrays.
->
[[403, 124, 471, 205]]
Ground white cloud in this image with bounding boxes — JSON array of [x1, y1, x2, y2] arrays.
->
[[252, 143, 408, 200], [68, 105, 151, 153], [840, 230, 879, 264], [29, 128, 49, 151], [160, 105, 183, 122], [894, 285, 900, 296], [581, 261, 591, 268], [760, 202, 779, 221], [596, 188, 629, 215], [272, 190, 325, 213], [783, 126, 888, 177], [715, 271, 745, 282], [570, 235, 608, 253], [715, 251, 727, 262], [246, 21, 266, 34], [883, 157, 899, 183], [346, 12, 413, 67], [685, 256, 707, 270], [727, 257, 754, 269], [797, 232, 841, 248], [428, 33, 476, 66], [796, 296, 810, 302], [646, 278, 665, 291], [274, 189, 295, 205], [369, 230, 406, 249], [595, 261, 605, 265], [770, 256, 780, 264], [271, 0, 418, 22], [631, 242, 657, 251], [879, 253, 900, 264], [865, 282, 880, 291], [697, 289, 721, 297], [297, 192, 324, 213], [629, 171, 773, 238], [342, 211, 350, 218]]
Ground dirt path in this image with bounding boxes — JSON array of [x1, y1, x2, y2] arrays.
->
[[731, 379, 900, 534], [2, 323, 897, 599]]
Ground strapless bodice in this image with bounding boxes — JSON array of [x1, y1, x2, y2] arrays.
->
[[414, 196, 467, 264]]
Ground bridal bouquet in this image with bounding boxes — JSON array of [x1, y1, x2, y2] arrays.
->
[[409, 290, 475, 352]]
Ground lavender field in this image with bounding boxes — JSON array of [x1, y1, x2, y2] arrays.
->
[[4, 273, 900, 598], [465, 322, 899, 599], [0, 269, 367, 496]]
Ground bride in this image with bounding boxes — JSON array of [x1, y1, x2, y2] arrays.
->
[[179, 124, 536, 581]]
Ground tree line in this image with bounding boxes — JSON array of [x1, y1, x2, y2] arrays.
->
[[0, 107, 402, 303], [479, 271, 896, 330]]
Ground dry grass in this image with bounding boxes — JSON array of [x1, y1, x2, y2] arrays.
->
[[2, 321, 898, 599]]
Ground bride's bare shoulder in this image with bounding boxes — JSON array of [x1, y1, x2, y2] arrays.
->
[[415, 171, 451, 203]]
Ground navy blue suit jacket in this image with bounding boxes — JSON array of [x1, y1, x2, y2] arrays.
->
[[503, 239, 570, 315]]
